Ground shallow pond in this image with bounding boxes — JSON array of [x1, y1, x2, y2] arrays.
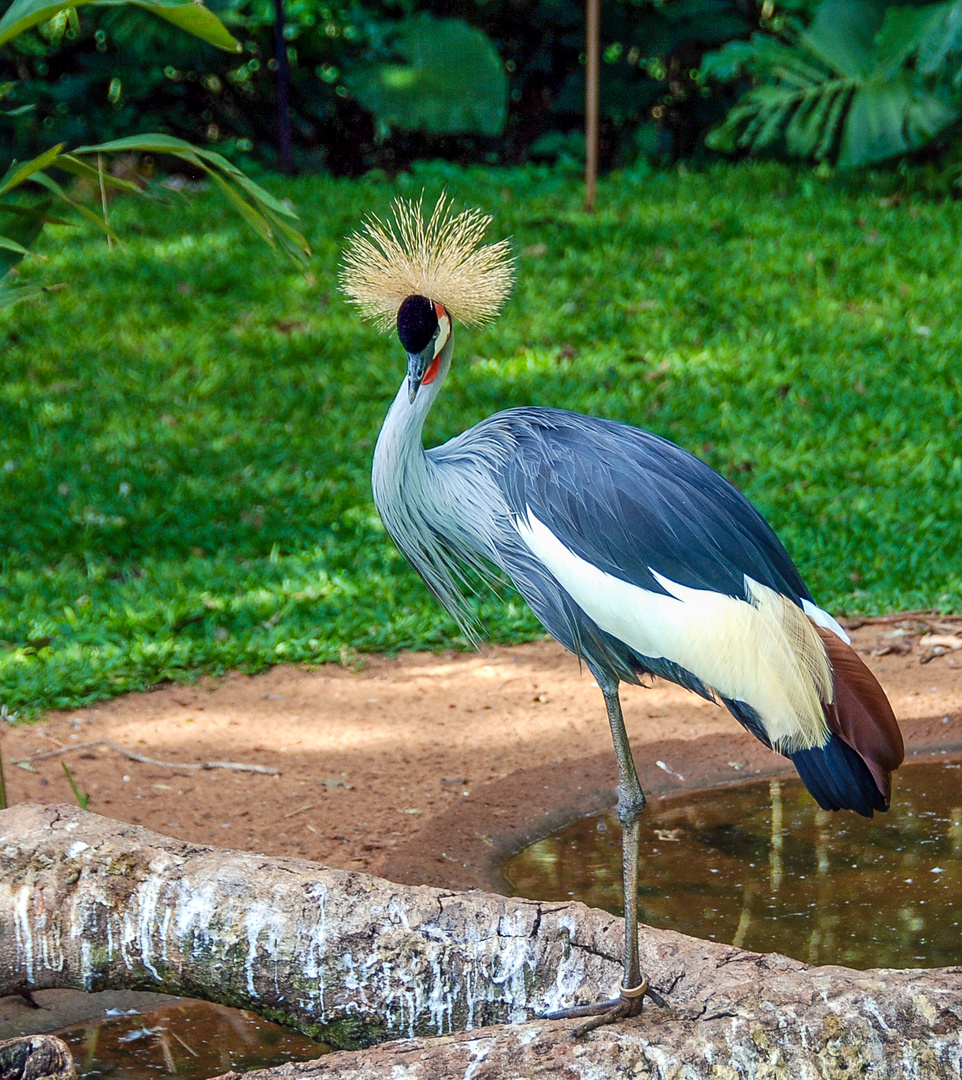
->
[[2, 991, 330, 1080], [504, 757, 962, 968]]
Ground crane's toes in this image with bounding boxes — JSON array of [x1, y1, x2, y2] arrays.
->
[[544, 976, 665, 1038]]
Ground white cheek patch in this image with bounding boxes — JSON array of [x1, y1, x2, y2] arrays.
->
[[434, 312, 451, 358], [515, 507, 831, 752]]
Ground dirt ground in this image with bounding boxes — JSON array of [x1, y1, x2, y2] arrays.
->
[[2, 618, 961, 892]]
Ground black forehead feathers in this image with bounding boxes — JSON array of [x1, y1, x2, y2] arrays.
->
[[397, 294, 438, 354]]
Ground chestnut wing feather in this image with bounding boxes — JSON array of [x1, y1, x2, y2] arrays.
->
[[815, 625, 904, 805]]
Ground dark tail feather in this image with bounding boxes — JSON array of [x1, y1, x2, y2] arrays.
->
[[810, 624, 904, 810], [724, 694, 889, 816], [790, 734, 886, 816]]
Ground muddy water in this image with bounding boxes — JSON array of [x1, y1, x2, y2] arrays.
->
[[504, 758, 962, 969], [2, 991, 330, 1080]]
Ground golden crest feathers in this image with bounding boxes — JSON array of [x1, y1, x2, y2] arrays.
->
[[339, 194, 514, 330]]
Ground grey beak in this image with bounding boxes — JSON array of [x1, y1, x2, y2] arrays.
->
[[406, 346, 435, 404]]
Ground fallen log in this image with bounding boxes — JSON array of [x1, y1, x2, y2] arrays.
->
[[2, 804, 961, 1078]]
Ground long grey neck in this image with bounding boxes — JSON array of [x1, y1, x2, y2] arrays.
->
[[372, 334, 453, 527], [371, 334, 478, 628], [371, 328, 500, 630]]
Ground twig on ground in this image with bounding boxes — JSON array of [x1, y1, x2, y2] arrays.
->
[[168, 1031, 199, 1058], [11, 740, 279, 775], [282, 803, 314, 819], [14, 740, 102, 763], [843, 611, 962, 627]]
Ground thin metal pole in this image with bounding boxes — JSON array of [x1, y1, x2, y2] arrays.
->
[[584, 0, 600, 213], [273, 0, 293, 174], [0, 745, 7, 810]]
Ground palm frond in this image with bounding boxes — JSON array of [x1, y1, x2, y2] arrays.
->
[[701, 0, 962, 168]]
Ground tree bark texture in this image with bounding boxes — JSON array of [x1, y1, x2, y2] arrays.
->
[[2, 804, 961, 1077]]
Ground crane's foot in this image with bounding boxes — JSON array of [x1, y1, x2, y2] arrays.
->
[[544, 976, 666, 1038]]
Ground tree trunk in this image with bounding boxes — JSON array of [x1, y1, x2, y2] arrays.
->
[[2, 804, 961, 1077]]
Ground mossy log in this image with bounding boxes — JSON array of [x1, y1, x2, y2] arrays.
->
[[2, 804, 961, 1077]]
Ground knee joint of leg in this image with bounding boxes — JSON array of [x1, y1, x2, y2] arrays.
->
[[617, 787, 646, 825]]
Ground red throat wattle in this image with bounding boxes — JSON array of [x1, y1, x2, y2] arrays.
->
[[421, 355, 441, 386], [422, 302, 448, 386]]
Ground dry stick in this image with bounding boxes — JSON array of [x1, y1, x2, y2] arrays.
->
[[168, 1031, 199, 1059], [12, 739, 278, 775], [13, 740, 102, 764], [843, 610, 961, 626]]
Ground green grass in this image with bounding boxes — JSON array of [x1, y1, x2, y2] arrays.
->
[[1, 160, 961, 716]]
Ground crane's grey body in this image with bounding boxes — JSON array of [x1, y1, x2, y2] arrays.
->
[[370, 306, 897, 1030], [351, 199, 900, 1032], [375, 375, 816, 707]]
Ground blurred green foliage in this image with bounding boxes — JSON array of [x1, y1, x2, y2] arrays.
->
[[1, 161, 960, 715], [8, 0, 962, 174], [703, 0, 962, 168], [0, 0, 758, 172], [0, 0, 310, 310], [343, 14, 508, 138]]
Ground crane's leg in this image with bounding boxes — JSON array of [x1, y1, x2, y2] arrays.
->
[[545, 677, 665, 1036]]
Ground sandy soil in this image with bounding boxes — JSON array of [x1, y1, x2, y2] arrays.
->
[[2, 618, 960, 892]]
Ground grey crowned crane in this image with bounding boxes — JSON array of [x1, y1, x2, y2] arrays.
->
[[340, 197, 904, 1035]]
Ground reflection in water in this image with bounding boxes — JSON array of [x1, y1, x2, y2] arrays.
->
[[55, 998, 329, 1079], [504, 759, 962, 969]]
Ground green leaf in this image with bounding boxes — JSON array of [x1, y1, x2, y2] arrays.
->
[[73, 132, 205, 158], [904, 83, 960, 146], [706, 0, 962, 169], [785, 87, 826, 157], [916, 0, 962, 75], [0, 279, 48, 310], [0, 201, 74, 226], [94, 0, 239, 52], [699, 37, 764, 82], [786, 82, 847, 158], [344, 15, 508, 137], [29, 169, 121, 240], [72, 134, 310, 264], [802, 0, 886, 78], [0, 234, 32, 256], [838, 74, 957, 167], [816, 84, 850, 158], [55, 153, 143, 194], [0, 196, 51, 277], [205, 169, 276, 247], [0, 144, 64, 197], [705, 100, 760, 152], [874, 5, 949, 77], [0, 134, 307, 288], [78, 137, 298, 222], [0, 0, 239, 52]]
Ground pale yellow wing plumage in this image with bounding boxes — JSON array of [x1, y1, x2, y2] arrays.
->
[[339, 194, 514, 330]]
